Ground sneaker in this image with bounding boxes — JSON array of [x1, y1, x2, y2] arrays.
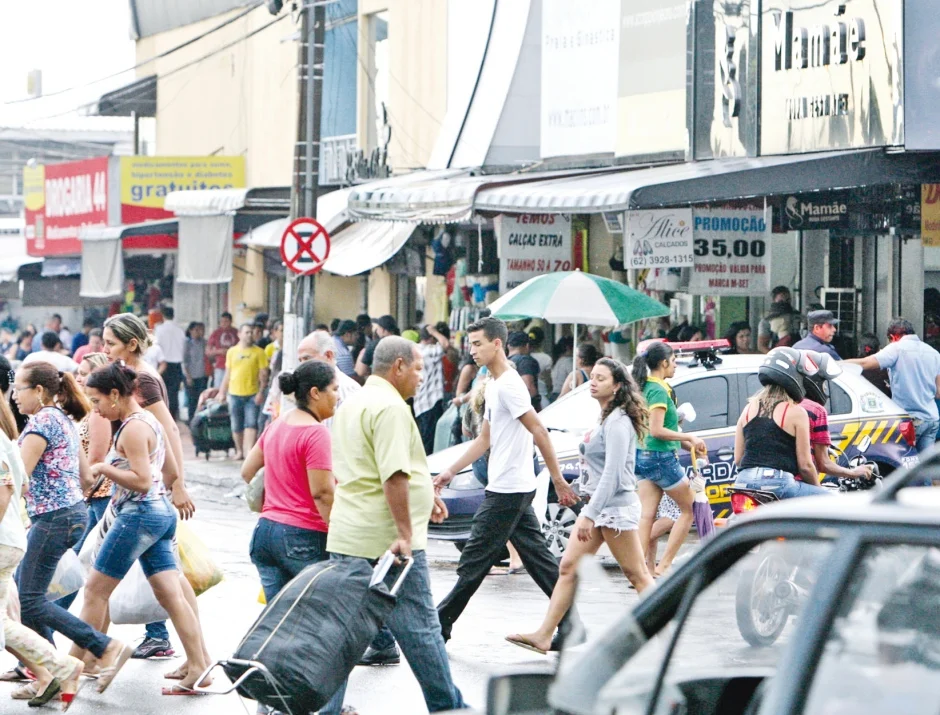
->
[[357, 644, 400, 666], [132, 638, 175, 659]]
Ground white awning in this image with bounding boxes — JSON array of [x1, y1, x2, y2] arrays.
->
[[80, 238, 123, 298], [347, 168, 605, 223], [164, 188, 251, 216], [239, 189, 350, 249], [78, 219, 179, 242], [0, 255, 40, 282], [473, 149, 914, 213], [177, 215, 234, 284], [322, 221, 418, 277]]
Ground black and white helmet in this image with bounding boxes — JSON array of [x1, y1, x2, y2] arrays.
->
[[758, 347, 806, 402], [797, 350, 842, 405]]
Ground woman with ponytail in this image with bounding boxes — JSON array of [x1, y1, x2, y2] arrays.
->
[[632, 341, 705, 577], [507, 358, 654, 655], [11, 361, 128, 703], [241, 360, 339, 598]]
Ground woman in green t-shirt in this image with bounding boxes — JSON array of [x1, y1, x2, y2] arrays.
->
[[632, 341, 706, 577]]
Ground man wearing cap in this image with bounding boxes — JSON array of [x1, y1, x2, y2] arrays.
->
[[793, 310, 841, 360], [332, 319, 359, 378], [355, 314, 400, 379]]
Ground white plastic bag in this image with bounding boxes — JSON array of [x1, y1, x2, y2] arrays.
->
[[46, 549, 86, 599], [109, 562, 169, 625]]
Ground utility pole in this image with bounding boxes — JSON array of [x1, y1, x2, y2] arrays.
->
[[282, 1, 326, 373]]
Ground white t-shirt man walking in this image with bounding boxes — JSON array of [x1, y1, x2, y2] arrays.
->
[[435, 316, 578, 644]]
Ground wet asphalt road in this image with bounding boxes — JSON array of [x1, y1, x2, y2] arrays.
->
[[0, 483, 782, 714]]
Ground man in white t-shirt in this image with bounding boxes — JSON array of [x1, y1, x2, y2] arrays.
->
[[21, 331, 78, 373], [435, 316, 579, 646]]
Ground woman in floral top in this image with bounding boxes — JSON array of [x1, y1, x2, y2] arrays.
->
[[12, 361, 130, 695]]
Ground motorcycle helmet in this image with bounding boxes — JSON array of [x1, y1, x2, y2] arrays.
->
[[758, 347, 805, 402], [797, 350, 842, 405]]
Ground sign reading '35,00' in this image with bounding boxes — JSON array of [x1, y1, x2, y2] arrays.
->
[[688, 208, 771, 296]]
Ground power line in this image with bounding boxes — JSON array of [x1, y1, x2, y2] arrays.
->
[[1, 2, 263, 106]]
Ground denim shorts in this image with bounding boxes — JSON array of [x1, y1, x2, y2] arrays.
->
[[636, 449, 687, 491], [734, 467, 832, 499], [228, 393, 260, 432], [94, 497, 178, 580]]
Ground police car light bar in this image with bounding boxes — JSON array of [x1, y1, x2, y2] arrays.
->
[[667, 339, 731, 352]]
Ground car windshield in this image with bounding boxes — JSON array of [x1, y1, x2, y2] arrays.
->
[[539, 382, 599, 435], [551, 538, 835, 715]]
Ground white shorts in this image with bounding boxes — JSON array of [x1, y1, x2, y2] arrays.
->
[[593, 501, 641, 533]]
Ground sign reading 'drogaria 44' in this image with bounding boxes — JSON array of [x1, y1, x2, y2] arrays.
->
[[496, 214, 573, 293], [625, 209, 694, 269], [688, 208, 771, 296]]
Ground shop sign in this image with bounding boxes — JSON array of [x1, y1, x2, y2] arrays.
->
[[689, 208, 771, 296], [24, 156, 109, 257], [781, 193, 851, 231], [760, 0, 903, 155], [119, 156, 246, 223], [923, 185, 940, 248], [495, 213, 573, 293], [624, 209, 694, 269], [616, 0, 688, 160], [693, 0, 754, 159], [540, 0, 620, 158]]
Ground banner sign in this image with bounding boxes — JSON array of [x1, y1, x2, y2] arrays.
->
[[624, 209, 693, 269], [540, 0, 620, 158], [923, 185, 940, 248], [24, 156, 109, 257], [119, 156, 246, 223], [689, 208, 771, 295], [780, 192, 851, 231], [495, 214, 573, 293]]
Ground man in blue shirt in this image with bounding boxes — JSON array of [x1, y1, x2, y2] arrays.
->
[[848, 318, 940, 453], [793, 310, 841, 360]]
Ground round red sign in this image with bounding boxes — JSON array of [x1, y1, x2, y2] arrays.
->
[[280, 217, 331, 275]]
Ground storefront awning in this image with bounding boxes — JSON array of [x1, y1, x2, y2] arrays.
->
[[473, 149, 940, 213], [322, 221, 418, 277], [78, 220, 180, 298], [347, 168, 609, 223], [238, 189, 351, 249], [164, 187, 291, 216], [0, 255, 40, 283]]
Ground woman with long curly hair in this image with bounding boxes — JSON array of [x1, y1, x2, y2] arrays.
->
[[506, 358, 655, 654]]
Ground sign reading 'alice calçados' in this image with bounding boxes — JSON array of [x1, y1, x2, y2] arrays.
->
[[625, 209, 693, 269]]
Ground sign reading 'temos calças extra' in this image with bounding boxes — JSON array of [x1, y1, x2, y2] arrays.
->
[[495, 214, 573, 294]]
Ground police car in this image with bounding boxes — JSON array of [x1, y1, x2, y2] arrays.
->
[[428, 342, 919, 556]]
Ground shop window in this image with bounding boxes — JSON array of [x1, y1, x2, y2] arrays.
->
[[673, 376, 730, 431]]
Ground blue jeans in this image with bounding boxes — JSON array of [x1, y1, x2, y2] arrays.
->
[[914, 418, 940, 455], [55, 497, 111, 614], [249, 518, 394, 715], [734, 467, 831, 499], [95, 498, 178, 580], [228, 393, 260, 433], [17, 502, 112, 657], [636, 450, 687, 491], [329, 551, 466, 712]]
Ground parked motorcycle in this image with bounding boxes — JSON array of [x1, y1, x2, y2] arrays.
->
[[730, 449, 881, 647]]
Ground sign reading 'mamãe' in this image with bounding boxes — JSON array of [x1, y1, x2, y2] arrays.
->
[[771, 9, 867, 72]]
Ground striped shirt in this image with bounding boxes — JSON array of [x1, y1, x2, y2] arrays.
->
[[801, 398, 831, 446]]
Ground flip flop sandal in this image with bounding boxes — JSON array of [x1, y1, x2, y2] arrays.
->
[[27, 678, 61, 707], [507, 567, 527, 575], [161, 685, 207, 696], [505, 635, 548, 655], [96, 644, 132, 694], [0, 666, 34, 682]]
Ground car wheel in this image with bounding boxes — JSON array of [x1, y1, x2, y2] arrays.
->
[[542, 501, 578, 559], [735, 553, 791, 647]]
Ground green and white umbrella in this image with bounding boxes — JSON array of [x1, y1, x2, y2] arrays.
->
[[489, 270, 668, 327]]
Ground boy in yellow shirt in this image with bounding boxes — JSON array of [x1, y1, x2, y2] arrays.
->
[[217, 324, 270, 459]]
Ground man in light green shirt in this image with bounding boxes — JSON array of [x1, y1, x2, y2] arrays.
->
[[326, 337, 465, 712]]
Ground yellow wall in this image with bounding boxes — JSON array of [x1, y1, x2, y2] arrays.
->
[[358, 0, 448, 171], [368, 267, 395, 317], [314, 274, 361, 325]]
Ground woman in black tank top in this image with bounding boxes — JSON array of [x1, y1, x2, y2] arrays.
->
[[733, 384, 828, 499]]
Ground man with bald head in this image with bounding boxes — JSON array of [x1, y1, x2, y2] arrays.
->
[[326, 337, 465, 712]]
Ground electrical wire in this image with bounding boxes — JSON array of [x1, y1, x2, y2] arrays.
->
[[1, 2, 263, 106]]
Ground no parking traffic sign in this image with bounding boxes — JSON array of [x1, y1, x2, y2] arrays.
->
[[280, 217, 331, 275]]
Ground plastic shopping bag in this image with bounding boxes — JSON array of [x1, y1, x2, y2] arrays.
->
[[177, 521, 223, 596], [109, 561, 170, 625], [245, 467, 264, 513], [46, 549, 86, 600]]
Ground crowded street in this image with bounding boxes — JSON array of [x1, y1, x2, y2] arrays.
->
[[1, 0, 940, 713]]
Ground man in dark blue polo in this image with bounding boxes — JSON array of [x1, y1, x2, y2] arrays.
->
[[793, 310, 841, 360]]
